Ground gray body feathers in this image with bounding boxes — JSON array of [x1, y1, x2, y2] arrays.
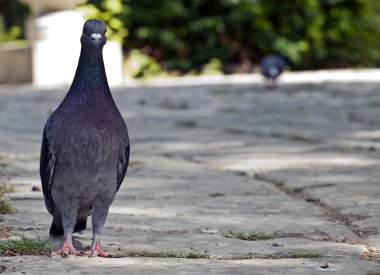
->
[[40, 19, 129, 238]]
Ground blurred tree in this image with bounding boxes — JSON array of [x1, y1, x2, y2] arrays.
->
[[1, 0, 380, 75], [319, 0, 380, 68], [0, 0, 30, 42], [100, 0, 379, 72], [78, 0, 129, 43]]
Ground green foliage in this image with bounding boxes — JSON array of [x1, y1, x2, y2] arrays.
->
[[201, 58, 223, 75], [82, 0, 380, 71], [1, 0, 380, 72], [126, 49, 161, 78], [0, 0, 30, 42], [77, 0, 129, 42]]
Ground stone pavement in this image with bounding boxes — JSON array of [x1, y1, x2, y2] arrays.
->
[[0, 75, 379, 274]]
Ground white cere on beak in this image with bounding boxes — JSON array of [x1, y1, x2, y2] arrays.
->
[[91, 33, 102, 40]]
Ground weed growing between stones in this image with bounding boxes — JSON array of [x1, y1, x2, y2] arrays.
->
[[214, 253, 255, 260], [254, 173, 285, 188], [209, 192, 225, 197], [0, 183, 14, 195], [0, 235, 51, 256], [175, 120, 198, 128], [125, 250, 210, 259], [159, 100, 189, 110], [223, 231, 275, 241], [0, 227, 10, 238], [362, 247, 380, 264], [0, 198, 16, 214], [288, 250, 323, 258]]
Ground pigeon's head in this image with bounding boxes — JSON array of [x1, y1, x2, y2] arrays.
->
[[81, 19, 107, 49]]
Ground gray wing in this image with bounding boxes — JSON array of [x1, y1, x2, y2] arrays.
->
[[117, 144, 130, 192], [40, 125, 56, 215]]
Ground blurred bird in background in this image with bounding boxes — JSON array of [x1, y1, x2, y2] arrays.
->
[[260, 54, 286, 88]]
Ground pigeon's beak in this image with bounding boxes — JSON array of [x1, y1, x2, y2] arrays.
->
[[91, 33, 102, 46]]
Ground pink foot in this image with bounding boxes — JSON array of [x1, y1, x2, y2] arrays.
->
[[83, 240, 110, 258], [50, 237, 83, 258]]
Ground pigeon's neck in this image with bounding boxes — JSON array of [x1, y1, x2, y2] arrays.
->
[[70, 46, 110, 94]]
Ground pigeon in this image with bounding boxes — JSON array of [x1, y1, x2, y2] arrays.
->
[[260, 54, 286, 88], [40, 19, 130, 258]]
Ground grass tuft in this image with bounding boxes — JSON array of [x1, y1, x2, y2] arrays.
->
[[0, 227, 11, 238], [218, 107, 238, 113], [185, 252, 211, 259], [209, 192, 225, 197], [175, 120, 198, 128], [288, 250, 323, 258], [367, 101, 380, 108], [254, 173, 285, 188], [0, 235, 51, 256], [230, 252, 255, 260], [241, 192, 259, 196], [0, 183, 14, 195], [282, 134, 316, 143], [125, 250, 210, 259], [223, 230, 275, 241], [0, 198, 16, 214], [362, 247, 380, 264], [138, 99, 147, 106], [159, 100, 189, 110]]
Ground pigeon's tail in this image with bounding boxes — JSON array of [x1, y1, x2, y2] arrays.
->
[[49, 217, 87, 236], [49, 221, 64, 236], [73, 217, 87, 233], [268, 66, 280, 79]]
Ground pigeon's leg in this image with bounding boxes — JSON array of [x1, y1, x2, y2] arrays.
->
[[50, 212, 83, 257], [267, 79, 276, 89], [272, 79, 278, 88], [83, 204, 111, 257]]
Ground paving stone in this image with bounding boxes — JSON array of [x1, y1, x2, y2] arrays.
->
[[0, 76, 379, 274]]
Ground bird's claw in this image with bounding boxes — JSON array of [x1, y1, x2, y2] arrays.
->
[[83, 240, 109, 258], [83, 248, 109, 258], [49, 248, 83, 258]]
